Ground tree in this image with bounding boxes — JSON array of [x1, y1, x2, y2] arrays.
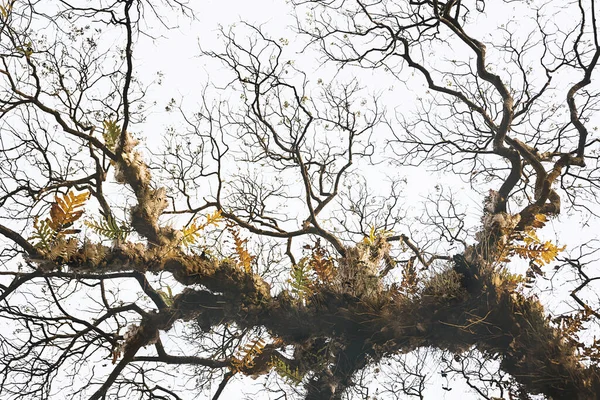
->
[[1, 0, 600, 399]]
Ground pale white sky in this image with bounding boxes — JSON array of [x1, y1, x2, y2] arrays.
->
[[128, 2, 472, 398], [116, 1, 599, 398], [2, 0, 597, 399]]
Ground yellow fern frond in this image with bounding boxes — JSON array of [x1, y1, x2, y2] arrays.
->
[[541, 241, 566, 264], [362, 225, 392, 246], [494, 267, 527, 291], [227, 224, 254, 273], [501, 222, 565, 277], [181, 210, 222, 247], [30, 190, 89, 251], [522, 227, 540, 246], [514, 241, 565, 266], [230, 338, 266, 374], [532, 213, 547, 229]]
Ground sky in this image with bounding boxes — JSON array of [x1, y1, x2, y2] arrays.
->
[[86, 0, 600, 398], [126, 2, 549, 399], [2, 0, 598, 399], [116, 2, 483, 398]]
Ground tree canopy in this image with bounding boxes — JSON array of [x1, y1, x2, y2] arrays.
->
[[1, 0, 600, 399]]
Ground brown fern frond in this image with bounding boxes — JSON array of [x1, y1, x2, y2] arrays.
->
[[48, 190, 89, 232], [389, 282, 406, 302], [230, 337, 266, 374], [400, 256, 419, 296], [227, 223, 254, 273], [45, 237, 79, 260], [553, 306, 594, 348], [307, 242, 335, 283]]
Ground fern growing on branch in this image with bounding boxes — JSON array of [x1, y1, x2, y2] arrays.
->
[[85, 214, 130, 242], [226, 222, 254, 273], [30, 190, 89, 251], [271, 357, 303, 385], [102, 119, 120, 151], [180, 210, 222, 248], [305, 240, 335, 283], [498, 214, 566, 279], [230, 337, 266, 374], [289, 260, 315, 302]]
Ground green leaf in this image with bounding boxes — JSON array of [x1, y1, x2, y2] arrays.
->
[[30, 190, 89, 250], [102, 120, 121, 150], [289, 260, 314, 301], [30, 218, 57, 251], [271, 357, 303, 385], [85, 214, 129, 241]]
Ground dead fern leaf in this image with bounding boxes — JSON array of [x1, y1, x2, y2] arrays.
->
[[48, 190, 89, 232], [230, 337, 266, 374], [45, 237, 79, 260], [400, 256, 419, 296], [307, 241, 335, 283], [227, 223, 254, 273], [30, 190, 89, 251], [553, 306, 594, 348]]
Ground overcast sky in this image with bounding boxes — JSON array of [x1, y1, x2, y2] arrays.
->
[[119, 1, 599, 398], [2, 0, 594, 398], [126, 2, 524, 398]]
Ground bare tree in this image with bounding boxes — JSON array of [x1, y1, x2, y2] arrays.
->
[[1, 0, 600, 399]]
